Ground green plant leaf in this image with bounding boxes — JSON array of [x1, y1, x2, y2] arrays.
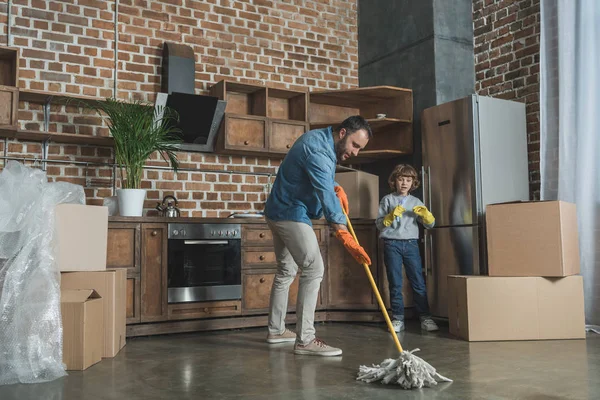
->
[[75, 98, 182, 189]]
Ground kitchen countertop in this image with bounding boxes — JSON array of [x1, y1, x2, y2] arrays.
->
[[108, 216, 376, 225]]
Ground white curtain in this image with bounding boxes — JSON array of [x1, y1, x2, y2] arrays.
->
[[541, 0, 600, 326]]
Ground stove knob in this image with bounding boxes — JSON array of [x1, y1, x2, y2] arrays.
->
[[180, 229, 186, 236], [218, 231, 223, 236], [172, 230, 179, 236]]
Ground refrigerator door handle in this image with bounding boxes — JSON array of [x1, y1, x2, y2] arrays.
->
[[427, 165, 432, 211], [424, 231, 432, 277], [428, 232, 434, 277], [421, 165, 427, 208]]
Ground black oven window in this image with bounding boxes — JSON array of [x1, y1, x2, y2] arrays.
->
[[168, 240, 241, 288]]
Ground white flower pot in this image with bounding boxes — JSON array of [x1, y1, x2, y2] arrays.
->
[[117, 189, 146, 217]]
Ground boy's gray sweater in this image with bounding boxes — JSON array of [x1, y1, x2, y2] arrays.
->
[[375, 193, 435, 239]]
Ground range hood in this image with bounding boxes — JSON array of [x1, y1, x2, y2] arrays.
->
[[156, 42, 226, 153]]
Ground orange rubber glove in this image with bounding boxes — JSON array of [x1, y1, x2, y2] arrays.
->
[[334, 186, 349, 214], [335, 230, 372, 265]]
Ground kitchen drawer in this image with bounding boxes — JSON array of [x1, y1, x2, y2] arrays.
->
[[242, 247, 277, 268], [242, 225, 273, 246], [242, 224, 327, 246], [168, 300, 241, 320], [242, 269, 323, 314]]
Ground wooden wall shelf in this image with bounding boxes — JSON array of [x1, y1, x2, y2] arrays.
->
[[210, 80, 309, 157], [308, 86, 414, 163], [0, 128, 114, 147], [19, 88, 103, 105]]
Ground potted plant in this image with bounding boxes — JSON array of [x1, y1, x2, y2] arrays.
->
[[84, 98, 182, 216]]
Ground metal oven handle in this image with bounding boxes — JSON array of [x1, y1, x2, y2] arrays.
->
[[184, 240, 229, 245]]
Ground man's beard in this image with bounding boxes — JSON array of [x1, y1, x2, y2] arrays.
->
[[335, 135, 348, 163]]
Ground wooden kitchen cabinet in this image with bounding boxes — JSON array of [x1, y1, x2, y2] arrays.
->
[[107, 223, 140, 273], [241, 245, 327, 315], [241, 224, 327, 247], [327, 223, 379, 310], [140, 223, 168, 323], [210, 80, 308, 158], [309, 86, 413, 163], [107, 223, 141, 324], [242, 267, 324, 315]]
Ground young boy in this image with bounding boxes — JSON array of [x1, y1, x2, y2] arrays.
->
[[375, 164, 439, 332]]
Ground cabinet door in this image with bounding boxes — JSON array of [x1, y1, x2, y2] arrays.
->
[[223, 114, 267, 151], [126, 276, 141, 324], [108, 223, 141, 324], [327, 224, 378, 309], [269, 120, 307, 153], [241, 269, 324, 315], [140, 224, 168, 323], [107, 223, 140, 274]]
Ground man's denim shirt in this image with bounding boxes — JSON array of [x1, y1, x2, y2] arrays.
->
[[264, 126, 346, 227]]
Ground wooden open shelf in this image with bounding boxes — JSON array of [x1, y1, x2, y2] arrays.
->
[[308, 86, 414, 161], [210, 80, 309, 157], [0, 46, 19, 87], [310, 117, 410, 130], [0, 128, 114, 147], [19, 88, 103, 105]]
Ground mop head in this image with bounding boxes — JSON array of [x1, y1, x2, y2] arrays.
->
[[357, 348, 452, 389]]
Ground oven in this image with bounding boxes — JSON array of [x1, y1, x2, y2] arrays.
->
[[167, 223, 241, 303]]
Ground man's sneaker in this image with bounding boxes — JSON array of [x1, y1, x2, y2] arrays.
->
[[294, 338, 342, 356], [421, 317, 439, 332], [266, 328, 296, 344], [391, 319, 405, 332]]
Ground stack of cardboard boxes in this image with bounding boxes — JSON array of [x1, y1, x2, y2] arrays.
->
[[56, 204, 127, 370], [448, 201, 586, 341]]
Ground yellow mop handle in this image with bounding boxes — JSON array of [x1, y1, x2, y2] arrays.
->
[[343, 210, 404, 354]]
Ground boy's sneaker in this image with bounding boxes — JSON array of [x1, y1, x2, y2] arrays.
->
[[421, 317, 439, 332], [266, 328, 296, 344], [391, 319, 405, 332], [294, 338, 342, 356]]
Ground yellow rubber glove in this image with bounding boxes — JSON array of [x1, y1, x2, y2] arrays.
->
[[383, 205, 405, 227], [413, 205, 435, 225]]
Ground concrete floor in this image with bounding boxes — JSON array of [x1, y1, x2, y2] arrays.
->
[[1, 321, 598, 400]]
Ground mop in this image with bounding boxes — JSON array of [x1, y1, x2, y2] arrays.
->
[[342, 211, 452, 389]]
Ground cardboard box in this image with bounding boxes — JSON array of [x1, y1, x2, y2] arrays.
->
[[447, 275, 585, 341], [61, 269, 126, 358], [61, 289, 104, 370], [334, 170, 379, 219], [55, 204, 108, 272], [486, 201, 580, 277]]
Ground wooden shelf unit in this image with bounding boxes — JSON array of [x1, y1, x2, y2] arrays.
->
[[309, 86, 414, 162], [209, 80, 309, 157], [19, 88, 103, 105], [0, 46, 19, 130], [0, 128, 114, 147]]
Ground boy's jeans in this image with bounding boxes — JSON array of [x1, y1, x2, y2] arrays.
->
[[383, 239, 431, 321]]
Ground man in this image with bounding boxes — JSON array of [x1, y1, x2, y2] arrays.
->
[[264, 115, 373, 356]]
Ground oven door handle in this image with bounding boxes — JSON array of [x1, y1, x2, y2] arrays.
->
[[183, 240, 230, 245]]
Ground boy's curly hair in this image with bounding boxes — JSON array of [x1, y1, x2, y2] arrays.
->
[[388, 164, 420, 192]]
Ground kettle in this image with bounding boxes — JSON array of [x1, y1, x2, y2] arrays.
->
[[156, 195, 181, 218]]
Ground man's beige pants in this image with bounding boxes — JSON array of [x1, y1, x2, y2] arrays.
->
[[266, 218, 324, 345]]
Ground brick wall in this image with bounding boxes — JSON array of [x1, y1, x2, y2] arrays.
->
[[473, 0, 540, 200], [0, 0, 358, 216]]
